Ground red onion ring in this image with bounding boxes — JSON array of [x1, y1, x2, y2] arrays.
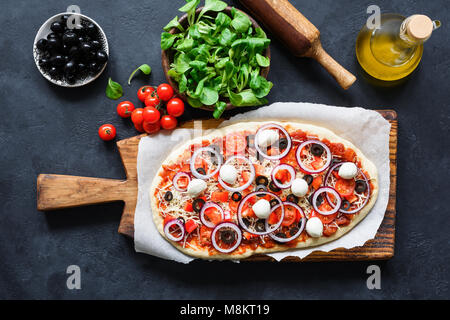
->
[[218, 155, 255, 192], [254, 123, 292, 160], [295, 140, 332, 174], [312, 187, 342, 216], [266, 202, 306, 243], [271, 164, 296, 189], [164, 219, 185, 242], [172, 172, 191, 192], [200, 202, 224, 228], [324, 163, 371, 214], [190, 146, 222, 180], [237, 191, 284, 235], [211, 222, 242, 253]]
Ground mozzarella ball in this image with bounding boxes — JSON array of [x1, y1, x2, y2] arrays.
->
[[306, 217, 323, 238], [338, 162, 358, 179], [256, 129, 279, 148], [252, 199, 271, 219], [291, 178, 309, 197], [219, 164, 238, 185], [187, 179, 207, 197]]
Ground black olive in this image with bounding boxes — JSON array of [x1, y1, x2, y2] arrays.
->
[[303, 174, 314, 185], [242, 217, 251, 227], [255, 220, 266, 232], [77, 62, 87, 74], [38, 58, 50, 69], [86, 50, 97, 61], [311, 144, 324, 156], [255, 175, 269, 186], [246, 134, 255, 148], [85, 23, 97, 35], [61, 44, 70, 55], [65, 74, 76, 84], [164, 191, 173, 201], [289, 227, 299, 237], [256, 184, 267, 196], [177, 217, 185, 225], [68, 46, 81, 59], [269, 199, 279, 207], [80, 42, 92, 54], [278, 138, 288, 150], [88, 61, 99, 73], [36, 38, 48, 51], [48, 66, 60, 78], [196, 167, 206, 176], [46, 32, 58, 40], [51, 21, 65, 33], [62, 32, 78, 45], [274, 232, 287, 242], [96, 50, 108, 63], [90, 40, 101, 50], [268, 181, 281, 192], [47, 37, 61, 51], [341, 200, 351, 211], [193, 198, 205, 213], [355, 180, 367, 194], [64, 60, 77, 75], [51, 54, 65, 67], [231, 192, 242, 202], [220, 229, 236, 244], [286, 194, 299, 203], [308, 193, 323, 206]]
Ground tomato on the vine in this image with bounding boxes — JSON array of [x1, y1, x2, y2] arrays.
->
[[143, 121, 161, 134], [116, 101, 135, 118], [143, 106, 160, 124], [137, 86, 155, 102], [145, 94, 160, 108], [160, 115, 177, 130], [166, 97, 185, 117], [157, 83, 174, 101], [98, 124, 116, 141], [131, 108, 144, 125]]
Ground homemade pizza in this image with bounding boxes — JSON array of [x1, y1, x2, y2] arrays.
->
[[150, 121, 378, 260]]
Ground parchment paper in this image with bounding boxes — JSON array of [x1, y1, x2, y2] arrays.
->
[[134, 102, 391, 263]]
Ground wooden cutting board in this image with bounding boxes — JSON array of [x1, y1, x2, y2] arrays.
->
[[37, 110, 397, 262]]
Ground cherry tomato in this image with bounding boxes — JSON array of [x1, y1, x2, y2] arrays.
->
[[166, 97, 185, 117], [131, 108, 144, 125], [116, 101, 135, 118], [137, 86, 155, 102], [144, 94, 161, 108], [134, 121, 144, 133], [98, 124, 116, 141], [157, 83, 174, 101], [143, 120, 161, 134], [335, 178, 356, 197], [143, 106, 160, 124], [160, 115, 177, 130]]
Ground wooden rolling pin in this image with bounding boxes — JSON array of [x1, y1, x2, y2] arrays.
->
[[239, 0, 356, 89]]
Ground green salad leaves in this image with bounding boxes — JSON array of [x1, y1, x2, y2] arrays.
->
[[161, 0, 272, 118]]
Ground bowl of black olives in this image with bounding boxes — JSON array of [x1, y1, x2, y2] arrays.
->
[[33, 12, 109, 87]]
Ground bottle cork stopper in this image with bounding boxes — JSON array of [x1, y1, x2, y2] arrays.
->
[[406, 15, 434, 41]]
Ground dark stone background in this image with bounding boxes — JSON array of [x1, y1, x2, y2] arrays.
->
[[0, 0, 449, 299]]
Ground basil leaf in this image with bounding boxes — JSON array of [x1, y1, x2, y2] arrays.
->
[[161, 32, 176, 50], [230, 10, 252, 33], [106, 78, 123, 100], [228, 88, 267, 107], [198, 0, 228, 22], [200, 87, 219, 106], [256, 53, 270, 67], [215, 12, 231, 29], [219, 28, 236, 47], [164, 16, 184, 32], [187, 96, 203, 108], [127, 64, 152, 85]]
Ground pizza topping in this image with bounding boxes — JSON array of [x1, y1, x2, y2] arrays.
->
[[200, 202, 224, 228], [184, 220, 198, 233], [211, 222, 242, 253], [218, 156, 255, 192], [255, 175, 269, 186], [219, 164, 238, 185], [187, 179, 207, 197], [231, 192, 242, 202], [311, 187, 342, 216], [303, 174, 314, 185], [252, 199, 271, 219], [190, 146, 222, 180], [267, 202, 306, 243], [164, 191, 173, 202], [311, 143, 325, 156], [271, 164, 296, 189], [172, 172, 191, 192], [268, 180, 281, 193], [255, 123, 292, 160], [192, 198, 206, 213], [256, 184, 268, 195], [341, 200, 351, 211], [338, 162, 358, 179], [164, 218, 185, 242], [355, 180, 367, 193], [296, 140, 332, 174], [286, 194, 299, 203], [305, 217, 323, 238], [291, 178, 309, 197]]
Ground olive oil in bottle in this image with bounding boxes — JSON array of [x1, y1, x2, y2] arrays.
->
[[356, 14, 440, 81]]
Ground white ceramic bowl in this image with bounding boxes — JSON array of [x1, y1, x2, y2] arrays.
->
[[33, 12, 109, 87]]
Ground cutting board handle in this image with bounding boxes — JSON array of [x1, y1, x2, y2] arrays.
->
[[308, 41, 357, 90], [37, 174, 127, 211]]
